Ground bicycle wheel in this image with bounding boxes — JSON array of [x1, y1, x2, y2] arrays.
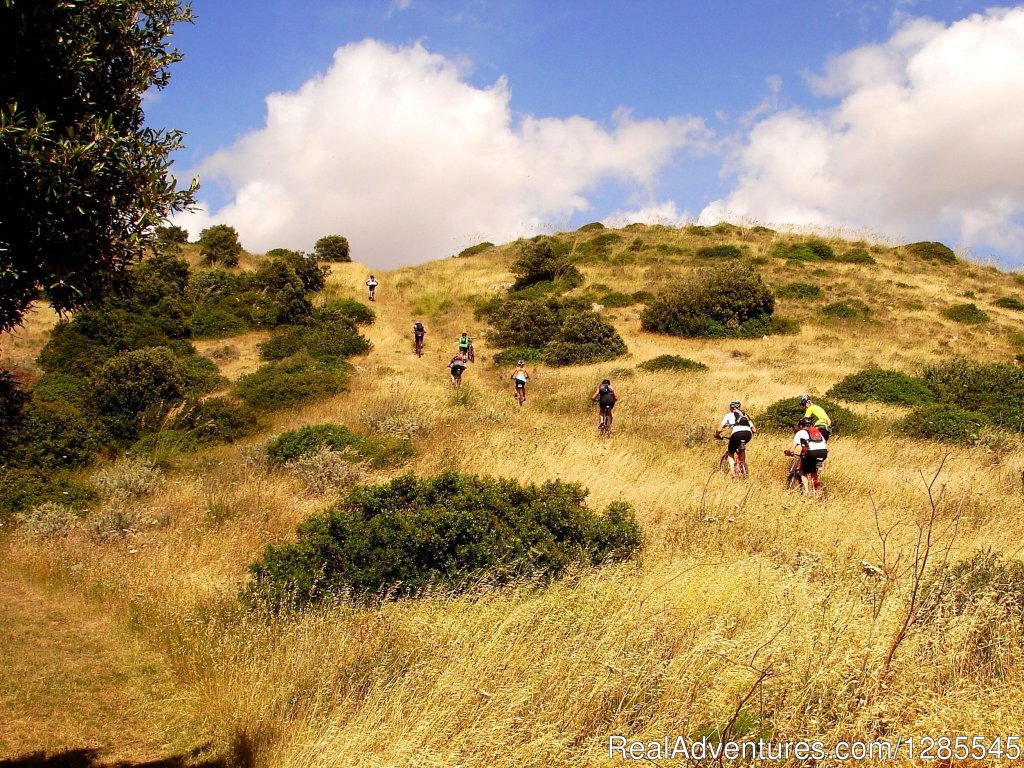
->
[[719, 452, 730, 474]]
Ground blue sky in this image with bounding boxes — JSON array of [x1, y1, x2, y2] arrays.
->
[[146, 1, 1024, 268]]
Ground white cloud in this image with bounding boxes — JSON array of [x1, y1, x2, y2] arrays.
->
[[181, 40, 709, 266], [603, 201, 692, 229], [702, 7, 1024, 262]]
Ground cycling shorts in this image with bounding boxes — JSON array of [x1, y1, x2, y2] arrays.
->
[[450, 366, 465, 376], [800, 449, 827, 475], [514, 380, 526, 389], [728, 432, 751, 454]]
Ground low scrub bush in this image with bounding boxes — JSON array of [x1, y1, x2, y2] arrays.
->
[[510, 238, 583, 291], [923, 358, 1024, 431], [10, 399, 104, 469], [903, 241, 957, 264], [259, 322, 371, 363], [757, 397, 870, 435], [483, 298, 561, 349], [313, 235, 350, 262], [244, 471, 643, 608], [821, 300, 871, 319], [897, 403, 989, 444], [285, 449, 367, 496], [637, 355, 707, 372], [0, 468, 98, 520], [0, 371, 26, 461], [266, 423, 414, 468], [168, 397, 263, 444], [942, 303, 989, 324], [996, 296, 1024, 311], [835, 248, 876, 264], [827, 369, 936, 407], [190, 306, 247, 338], [234, 355, 351, 411], [776, 282, 821, 300], [94, 348, 187, 441], [457, 241, 494, 258], [316, 299, 375, 326], [16, 502, 81, 538], [493, 347, 545, 366], [91, 457, 165, 498], [574, 232, 622, 261], [766, 316, 801, 335], [640, 262, 775, 338], [774, 239, 835, 262], [695, 244, 742, 259], [542, 311, 627, 367], [597, 291, 636, 308]]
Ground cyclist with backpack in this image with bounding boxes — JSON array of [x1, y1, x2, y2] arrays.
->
[[799, 394, 832, 442], [366, 275, 379, 301], [448, 352, 467, 387], [785, 416, 828, 496], [715, 400, 755, 477], [591, 379, 618, 433], [510, 359, 530, 404], [458, 332, 471, 359], [412, 321, 426, 356]]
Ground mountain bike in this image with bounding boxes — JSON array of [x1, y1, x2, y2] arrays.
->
[[414, 336, 424, 357], [784, 450, 827, 499], [598, 405, 613, 435], [450, 367, 464, 388], [513, 380, 526, 406], [715, 434, 749, 478], [467, 338, 475, 363]]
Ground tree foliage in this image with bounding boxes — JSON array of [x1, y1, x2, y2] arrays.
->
[[0, 0, 197, 332], [313, 234, 351, 262], [198, 224, 242, 267]]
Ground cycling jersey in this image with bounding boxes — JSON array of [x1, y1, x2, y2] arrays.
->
[[720, 411, 753, 436], [793, 428, 827, 453], [804, 404, 831, 428]]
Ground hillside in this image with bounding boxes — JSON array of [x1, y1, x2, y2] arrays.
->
[[3, 223, 1024, 766]]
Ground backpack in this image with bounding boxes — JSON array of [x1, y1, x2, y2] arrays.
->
[[733, 410, 751, 428], [413, 322, 424, 333], [598, 384, 615, 406], [807, 426, 823, 442]]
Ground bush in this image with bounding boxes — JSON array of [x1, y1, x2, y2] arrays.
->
[[485, 299, 562, 349], [595, 291, 636, 308], [177, 354, 227, 396], [93, 348, 187, 441], [258, 322, 371, 363], [578, 222, 605, 232], [457, 241, 494, 258], [199, 224, 243, 266], [0, 371, 26, 461], [897, 404, 990, 444], [155, 224, 189, 245], [542, 311, 628, 367], [11, 399, 104, 469], [996, 296, 1024, 311], [510, 238, 583, 291], [190, 306, 247, 338], [776, 282, 821, 299], [696, 244, 742, 259], [637, 355, 707, 372], [775, 240, 834, 261], [0, 468, 98, 520], [904, 241, 957, 264], [923, 358, 1024, 431], [266, 423, 414, 468], [574, 232, 622, 261], [827, 369, 936, 407], [91, 457, 165, 498], [640, 262, 775, 338], [313, 235, 351, 262], [316, 299, 375, 326], [767, 316, 801, 335], [757, 396, 870, 435], [168, 397, 263, 444], [492, 347, 545, 366], [244, 471, 643, 608], [835, 248, 876, 264], [234, 355, 351, 411], [822, 300, 871, 319], [942, 303, 989, 324]]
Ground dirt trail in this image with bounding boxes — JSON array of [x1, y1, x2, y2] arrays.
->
[[0, 571, 188, 764]]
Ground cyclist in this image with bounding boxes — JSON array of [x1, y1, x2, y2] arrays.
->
[[591, 378, 618, 432], [448, 352, 467, 387], [510, 359, 530, 404], [714, 400, 755, 477], [799, 394, 832, 442], [458, 331, 471, 358], [412, 320, 426, 355], [784, 416, 828, 495], [366, 275, 379, 301]]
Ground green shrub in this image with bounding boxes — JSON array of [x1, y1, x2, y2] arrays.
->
[[757, 396, 870, 435], [199, 224, 243, 266], [243, 471, 642, 608], [996, 296, 1024, 311], [598, 291, 636, 308], [904, 241, 957, 264], [266, 423, 414, 468], [493, 347, 545, 366], [168, 397, 263, 444], [457, 241, 494, 258], [11, 399, 104, 469], [575, 232, 623, 261], [259, 322, 371, 363], [578, 222, 605, 232], [768, 316, 801, 335], [631, 290, 653, 304], [485, 299, 562, 349], [0, 371, 26, 462], [313, 235, 351, 262], [0, 468, 98, 520], [775, 240, 834, 262], [177, 355, 227, 396], [827, 369, 936, 407], [822, 300, 871, 319], [542, 311, 628, 367], [316, 299, 375, 326], [835, 248, 876, 264], [640, 262, 775, 338], [510, 238, 583, 291], [190, 306, 247, 338], [776, 282, 822, 299], [696, 244, 742, 259], [234, 355, 351, 411], [942, 303, 989, 324], [93, 348, 187, 441], [897, 403, 989, 444], [637, 355, 707, 372], [923, 358, 1024, 431], [155, 224, 189, 245]]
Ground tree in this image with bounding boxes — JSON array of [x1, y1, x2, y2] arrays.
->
[[510, 238, 582, 290], [155, 224, 189, 245], [0, 0, 197, 333], [313, 235, 351, 262], [198, 224, 242, 267]]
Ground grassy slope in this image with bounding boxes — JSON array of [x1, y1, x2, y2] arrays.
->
[[4, 226, 1024, 765]]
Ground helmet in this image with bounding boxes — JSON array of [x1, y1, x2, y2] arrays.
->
[[798, 417, 814, 428], [601, 379, 611, 386], [517, 359, 525, 366], [799, 394, 811, 406], [729, 400, 741, 409]]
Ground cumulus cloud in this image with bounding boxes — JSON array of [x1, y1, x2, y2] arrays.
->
[[603, 201, 692, 229], [181, 40, 709, 266], [702, 7, 1024, 262]]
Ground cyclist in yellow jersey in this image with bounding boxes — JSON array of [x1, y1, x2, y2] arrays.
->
[[799, 395, 832, 441]]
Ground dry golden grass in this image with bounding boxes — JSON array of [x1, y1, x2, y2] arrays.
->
[[5, 226, 1024, 765]]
